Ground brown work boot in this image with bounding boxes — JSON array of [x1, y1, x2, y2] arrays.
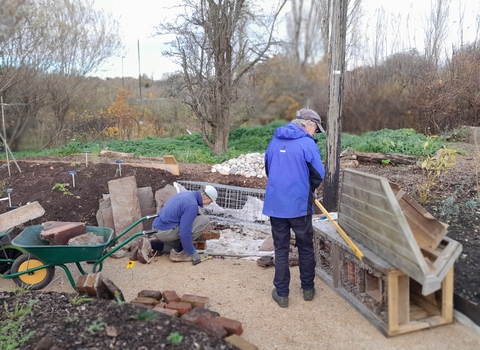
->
[[169, 249, 192, 262]]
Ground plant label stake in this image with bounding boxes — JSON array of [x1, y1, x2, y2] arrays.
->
[[116, 159, 123, 176], [84, 149, 90, 167], [69, 170, 77, 188], [6, 188, 12, 207]]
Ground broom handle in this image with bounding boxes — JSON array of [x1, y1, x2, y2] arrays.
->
[[314, 200, 364, 261]]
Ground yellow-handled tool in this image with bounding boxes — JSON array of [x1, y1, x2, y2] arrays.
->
[[314, 199, 364, 261]]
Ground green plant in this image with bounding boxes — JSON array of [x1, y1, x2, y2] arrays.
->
[[381, 159, 391, 165], [441, 196, 460, 224], [167, 332, 184, 345], [66, 315, 78, 323], [52, 183, 73, 196], [71, 295, 92, 306], [114, 291, 127, 306], [3, 299, 36, 319], [137, 309, 158, 321], [87, 317, 105, 333], [12, 287, 32, 297], [416, 146, 458, 204], [0, 299, 37, 350], [464, 199, 478, 218]]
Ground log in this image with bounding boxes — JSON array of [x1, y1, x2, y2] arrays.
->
[[100, 150, 135, 158], [354, 151, 418, 165]]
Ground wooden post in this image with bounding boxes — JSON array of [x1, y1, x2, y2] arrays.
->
[[324, 0, 347, 211]]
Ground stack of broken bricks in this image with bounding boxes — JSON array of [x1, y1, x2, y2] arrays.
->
[[76, 272, 258, 350]]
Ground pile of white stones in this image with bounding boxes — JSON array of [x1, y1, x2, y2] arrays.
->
[[211, 152, 266, 178]]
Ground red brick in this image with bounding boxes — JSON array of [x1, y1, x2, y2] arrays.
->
[[215, 316, 243, 336], [162, 290, 180, 303], [152, 302, 166, 310], [84, 273, 102, 297], [130, 303, 152, 309], [165, 301, 192, 316], [181, 308, 220, 323], [138, 290, 162, 300], [195, 312, 227, 338], [75, 275, 87, 294], [154, 307, 179, 317], [180, 294, 210, 309], [129, 297, 159, 307], [40, 221, 86, 245]]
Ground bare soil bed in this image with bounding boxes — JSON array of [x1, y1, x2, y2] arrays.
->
[[0, 145, 479, 349]]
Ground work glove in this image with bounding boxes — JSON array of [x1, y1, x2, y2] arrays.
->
[[191, 250, 201, 265]]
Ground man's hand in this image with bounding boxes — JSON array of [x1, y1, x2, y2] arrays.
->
[[191, 250, 201, 265]]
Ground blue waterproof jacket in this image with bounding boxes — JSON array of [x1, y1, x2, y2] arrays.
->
[[262, 122, 325, 218], [152, 191, 202, 254]]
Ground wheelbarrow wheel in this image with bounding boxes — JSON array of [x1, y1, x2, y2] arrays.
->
[[11, 253, 55, 290], [0, 245, 26, 275]]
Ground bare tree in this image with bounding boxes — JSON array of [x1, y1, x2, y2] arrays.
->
[[0, 0, 123, 147], [423, 0, 451, 69], [285, 0, 323, 70], [0, 0, 29, 42], [156, 0, 287, 154], [314, 0, 363, 63]]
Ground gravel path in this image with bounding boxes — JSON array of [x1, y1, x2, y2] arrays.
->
[[2, 255, 480, 349]]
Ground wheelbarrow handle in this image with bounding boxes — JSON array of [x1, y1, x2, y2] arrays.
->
[[109, 215, 158, 245]]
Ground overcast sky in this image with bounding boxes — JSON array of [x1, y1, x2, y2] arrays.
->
[[93, 0, 480, 80]]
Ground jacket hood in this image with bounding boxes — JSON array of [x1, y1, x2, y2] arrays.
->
[[274, 122, 312, 140]]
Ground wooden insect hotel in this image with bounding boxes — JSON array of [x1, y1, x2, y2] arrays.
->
[[313, 169, 462, 337]]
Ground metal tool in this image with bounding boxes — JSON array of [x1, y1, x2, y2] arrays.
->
[[193, 255, 212, 265], [314, 199, 364, 261]]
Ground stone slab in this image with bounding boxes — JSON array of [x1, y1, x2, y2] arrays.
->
[[108, 176, 143, 241]]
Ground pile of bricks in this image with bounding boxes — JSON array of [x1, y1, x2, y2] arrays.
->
[[76, 272, 257, 350]]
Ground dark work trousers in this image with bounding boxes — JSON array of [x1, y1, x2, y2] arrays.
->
[[270, 215, 316, 297]]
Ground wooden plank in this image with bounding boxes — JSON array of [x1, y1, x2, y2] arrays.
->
[[163, 155, 177, 165], [398, 193, 448, 249], [388, 270, 400, 336], [396, 316, 449, 335], [342, 169, 386, 193], [410, 293, 440, 317], [441, 267, 454, 322], [398, 273, 410, 325], [339, 208, 421, 263], [314, 221, 396, 273], [341, 219, 427, 286], [341, 183, 391, 208], [0, 201, 45, 232], [332, 244, 341, 288]]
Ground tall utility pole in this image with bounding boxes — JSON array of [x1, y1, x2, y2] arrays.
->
[[137, 39, 142, 100], [324, 0, 347, 211]]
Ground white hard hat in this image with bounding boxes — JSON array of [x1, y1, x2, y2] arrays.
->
[[204, 185, 218, 202]]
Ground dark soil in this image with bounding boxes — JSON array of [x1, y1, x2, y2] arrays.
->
[[0, 145, 478, 349]]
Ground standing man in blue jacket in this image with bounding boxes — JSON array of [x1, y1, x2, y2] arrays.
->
[[151, 185, 218, 265], [262, 109, 326, 308]]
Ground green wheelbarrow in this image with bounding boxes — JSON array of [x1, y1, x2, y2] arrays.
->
[[2, 215, 158, 290], [0, 227, 26, 275]]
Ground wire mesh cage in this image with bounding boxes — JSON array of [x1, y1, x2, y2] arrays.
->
[[177, 180, 271, 232]]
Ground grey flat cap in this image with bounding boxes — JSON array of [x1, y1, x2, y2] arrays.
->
[[296, 109, 325, 133]]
